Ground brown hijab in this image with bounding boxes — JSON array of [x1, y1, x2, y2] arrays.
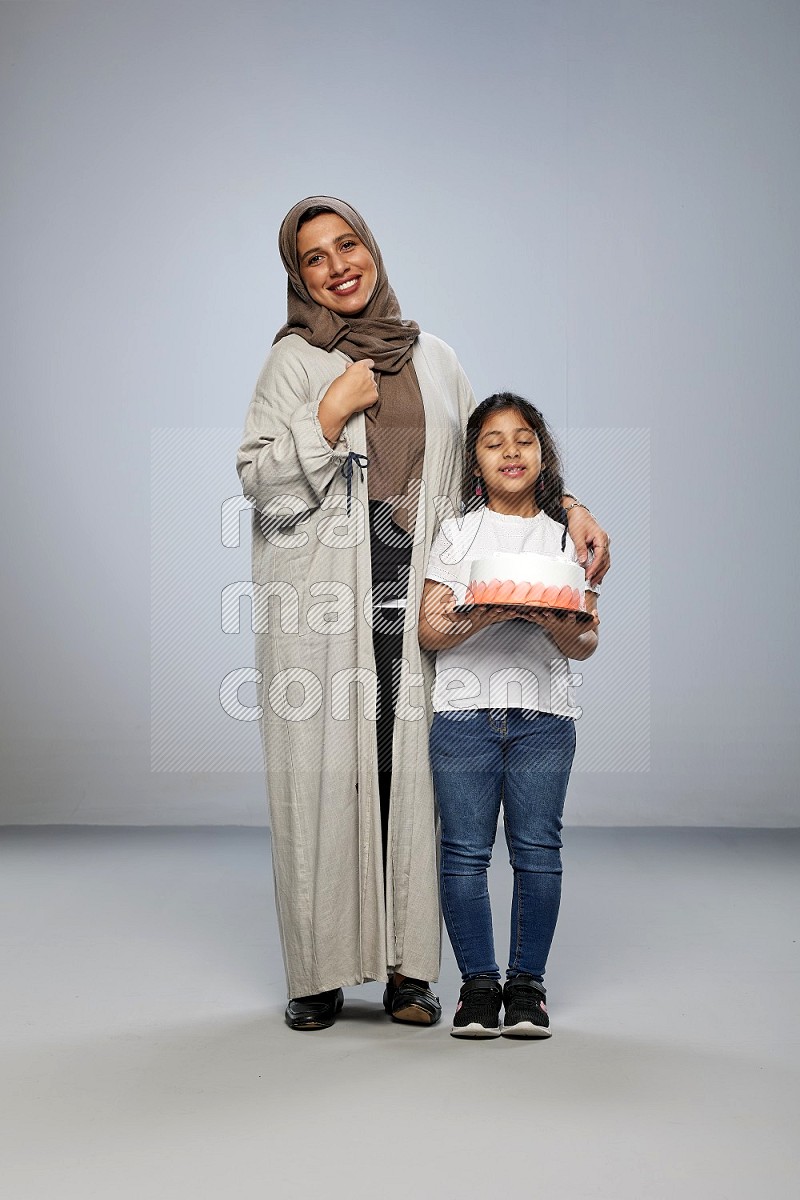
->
[[274, 196, 425, 529], [275, 196, 419, 366]]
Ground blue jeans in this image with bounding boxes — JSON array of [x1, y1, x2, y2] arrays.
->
[[429, 708, 576, 983]]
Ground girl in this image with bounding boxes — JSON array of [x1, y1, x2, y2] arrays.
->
[[419, 393, 600, 1038]]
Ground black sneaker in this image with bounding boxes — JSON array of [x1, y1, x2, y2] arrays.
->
[[502, 975, 551, 1038], [451, 977, 503, 1038]]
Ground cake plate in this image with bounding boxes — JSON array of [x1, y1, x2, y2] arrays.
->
[[452, 601, 595, 624]]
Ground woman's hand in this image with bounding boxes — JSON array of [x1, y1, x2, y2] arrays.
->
[[318, 359, 379, 444], [564, 503, 611, 586]]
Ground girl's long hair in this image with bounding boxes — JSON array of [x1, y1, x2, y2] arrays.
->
[[461, 393, 568, 539]]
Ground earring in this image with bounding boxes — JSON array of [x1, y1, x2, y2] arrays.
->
[[474, 477, 483, 498]]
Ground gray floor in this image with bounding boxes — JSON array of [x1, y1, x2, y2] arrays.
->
[[1, 827, 798, 1200]]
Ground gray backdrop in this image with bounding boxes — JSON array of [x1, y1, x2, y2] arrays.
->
[[2, 0, 798, 824]]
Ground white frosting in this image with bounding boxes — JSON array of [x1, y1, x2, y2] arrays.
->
[[470, 552, 584, 591]]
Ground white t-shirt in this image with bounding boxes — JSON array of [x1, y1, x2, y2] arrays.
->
[[424, 507, 587, 717]]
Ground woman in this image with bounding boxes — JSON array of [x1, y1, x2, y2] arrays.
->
[[236, 196, 610, 1031]]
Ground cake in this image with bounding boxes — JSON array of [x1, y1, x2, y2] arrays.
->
[[466, 552, 585, 611]]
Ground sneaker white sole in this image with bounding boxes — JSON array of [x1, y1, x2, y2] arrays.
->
[[501, 1020, 552, 1039], [451, 1022, 502, 1039]]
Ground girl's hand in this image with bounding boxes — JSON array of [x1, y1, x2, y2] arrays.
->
[[473, 604, 522, 627], [515, 597, 600, 660], [564, 504, 611, 586], [419, 582, 519, 650], [516, 607, 600, 634]]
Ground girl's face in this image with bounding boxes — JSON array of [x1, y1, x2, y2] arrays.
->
[[296, 213, 378, 315], [474, 407, 542, 514]]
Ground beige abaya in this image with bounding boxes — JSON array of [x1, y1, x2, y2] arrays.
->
[[237, 330, 475, 997]]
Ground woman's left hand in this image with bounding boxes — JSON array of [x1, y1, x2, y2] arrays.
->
[[565, 506, 611, 586]]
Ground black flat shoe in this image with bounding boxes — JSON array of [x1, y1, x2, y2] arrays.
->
[[285, 988, 344, 1031], [383, 976, 442, 1026]]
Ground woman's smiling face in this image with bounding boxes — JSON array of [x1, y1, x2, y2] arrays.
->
[[475, 407, 543, 512], [296, 213, 378, 315]]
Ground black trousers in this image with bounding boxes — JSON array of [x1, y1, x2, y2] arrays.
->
[[372, 607, 406, 875], [369, 498, 414, 879]]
